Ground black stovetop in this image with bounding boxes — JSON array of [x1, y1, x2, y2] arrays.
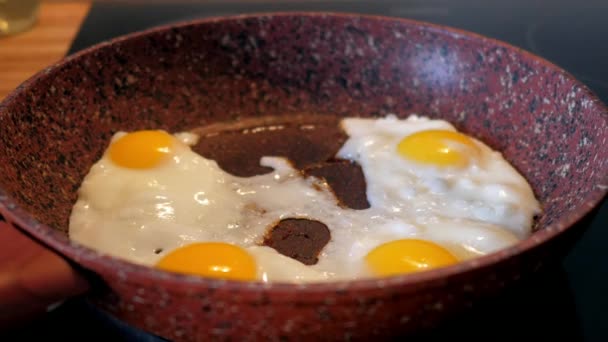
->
[[4, 1, 608, 341]]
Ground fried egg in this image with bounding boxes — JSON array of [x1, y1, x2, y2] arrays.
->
[[68, 115, 541, 283]]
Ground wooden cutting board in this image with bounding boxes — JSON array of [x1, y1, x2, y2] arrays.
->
[[0, 1, 91, 101]]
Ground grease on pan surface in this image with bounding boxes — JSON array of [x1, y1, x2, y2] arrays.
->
[[68, 115, 540, 283]]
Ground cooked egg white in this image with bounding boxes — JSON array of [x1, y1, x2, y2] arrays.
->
[[68, 115, 541, 283], [337, 115, 540, 239]]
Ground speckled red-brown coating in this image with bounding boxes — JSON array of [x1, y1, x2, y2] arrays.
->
[[0, 13, 607, 341]]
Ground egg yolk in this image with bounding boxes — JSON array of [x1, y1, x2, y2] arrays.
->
[[156, 242, 257, 281], [365, 239, 458, 276], [109, 130, 174, 169], [397, 130, 480, 168]]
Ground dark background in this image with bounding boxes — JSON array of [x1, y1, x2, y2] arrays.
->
[[3, 1, 608, 341]]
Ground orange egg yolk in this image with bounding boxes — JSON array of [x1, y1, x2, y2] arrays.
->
[[109, 130, 174, 169], [397, 130, 480, 168], [156, 242, 257, 281], [365, 239, 458, 276]]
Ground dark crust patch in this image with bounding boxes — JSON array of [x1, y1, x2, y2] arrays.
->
[[191, 114, 348, 177], [263, 218, 331, 265], [190, 114, 369, 263], [304, 160, 370, 210]]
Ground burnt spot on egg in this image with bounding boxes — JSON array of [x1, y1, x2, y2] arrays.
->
[[190, 114, 348, 177], [190, 114, 370, 211], [304, 159, 370, 210], [262, 218, 330, 265], [189, 115, 371, 265]]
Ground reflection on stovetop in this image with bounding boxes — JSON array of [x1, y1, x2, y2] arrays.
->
[[0, 264, 583, 341], [524, 8, 608, 98], [413, 264, 583, 340]]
